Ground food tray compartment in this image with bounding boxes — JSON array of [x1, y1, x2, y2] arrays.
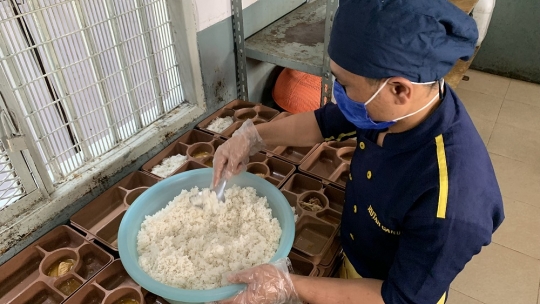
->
[[317, 257, 343, 278], [0, 251, 43, 302], [70, 171, 160, 251], [94, 260, 139, 290], [104, 287, 143, 304], [281, 174, 345, 227], [281, 173, 344, 266], [292, 216, 338, 264], [282, 173, 324, 194], [299, 139, 357, 189], [318, 236, 342, 269], [170, 160, 208, 177], [65, 259, 169, 304], [94, 211, 125, 251], [35, 225, 86, 251], [141, 142, 189, 178], [10, 281, 64, 304], [143, 293, 171, 304], [197, 99, 280, 138], [141, 129, 225, 179], [65, 283, 106, 303], [264, 112, 320, 165], [0, 225, 113, 303], [267, 145, 321, 166], [288, 251, 318, 277], [246, 152, 296, 188]]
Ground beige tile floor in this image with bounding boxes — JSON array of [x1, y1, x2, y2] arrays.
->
[[447, 70, 540, 304]]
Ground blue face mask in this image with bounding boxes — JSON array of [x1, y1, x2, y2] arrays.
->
[[333, 79, 441, 130]]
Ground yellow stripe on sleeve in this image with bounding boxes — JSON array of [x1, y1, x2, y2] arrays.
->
[[325, 131, 356, 142], [435, 134, 449, 219], [336, 131, 356, 142]]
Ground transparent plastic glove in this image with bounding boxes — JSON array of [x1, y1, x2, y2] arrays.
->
[[212, 119, 265, 187], [218, 258, 301, 304]]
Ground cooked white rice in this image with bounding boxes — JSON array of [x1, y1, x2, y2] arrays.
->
[[137, 186, 282, 290], [291, 206, 299, 223], [151, 154, 188, 178], [207, 116, 234, 133]]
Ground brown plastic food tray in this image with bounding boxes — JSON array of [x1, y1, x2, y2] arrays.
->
[[197, 99, 280, 138], [65, 260, 169, 304], [244, 152, 296, 189], [0, 225, 113, 304], [264, 112, 320, 166], [299, 139, 357, 189], [141, 129, 225, 179], [281, 173, 345, 265], [143, 129, 294, 188], [70, 171, 160, 251]]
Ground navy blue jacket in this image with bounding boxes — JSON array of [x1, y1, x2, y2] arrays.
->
[[314, 84, 504, 303]]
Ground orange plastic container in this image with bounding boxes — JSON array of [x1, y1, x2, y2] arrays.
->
[[272, 68, 321, 114]]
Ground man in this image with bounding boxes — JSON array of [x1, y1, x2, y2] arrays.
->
[[213, 0, 505, 303]]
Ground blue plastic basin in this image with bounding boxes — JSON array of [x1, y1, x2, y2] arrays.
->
[[118, 168, 295, 304]]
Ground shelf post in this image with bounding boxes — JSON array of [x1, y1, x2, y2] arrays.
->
[[320, 0, 338, 107], [231, 0, 249, 101]]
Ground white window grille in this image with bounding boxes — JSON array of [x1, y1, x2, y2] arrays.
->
[[0, 93, 44, 214], [0, 142, 26, 208], [0, 0, 185, 183]]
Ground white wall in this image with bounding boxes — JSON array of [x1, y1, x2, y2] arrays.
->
[[193, 0, 258, 32]]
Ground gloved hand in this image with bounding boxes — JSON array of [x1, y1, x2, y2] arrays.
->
[[218, 258, 301, 304], [212, 119, 265, 187]]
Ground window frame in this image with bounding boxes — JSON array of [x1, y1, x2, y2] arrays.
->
[[0, 0, 205, 255]]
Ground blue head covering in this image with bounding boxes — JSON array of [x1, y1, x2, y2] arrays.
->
[[328, 0, 479, 82]]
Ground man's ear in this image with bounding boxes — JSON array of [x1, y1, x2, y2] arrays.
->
[[388, 77, 413, 105]]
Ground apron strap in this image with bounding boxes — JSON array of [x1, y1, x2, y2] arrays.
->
[[339, 254, 362, 279], [339, 254, 447, 303]]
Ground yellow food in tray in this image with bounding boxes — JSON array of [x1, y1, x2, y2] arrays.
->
[[47, 258, 75, 277]]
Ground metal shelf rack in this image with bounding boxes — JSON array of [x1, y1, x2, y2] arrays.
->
[[232, 0, 480, 106]]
